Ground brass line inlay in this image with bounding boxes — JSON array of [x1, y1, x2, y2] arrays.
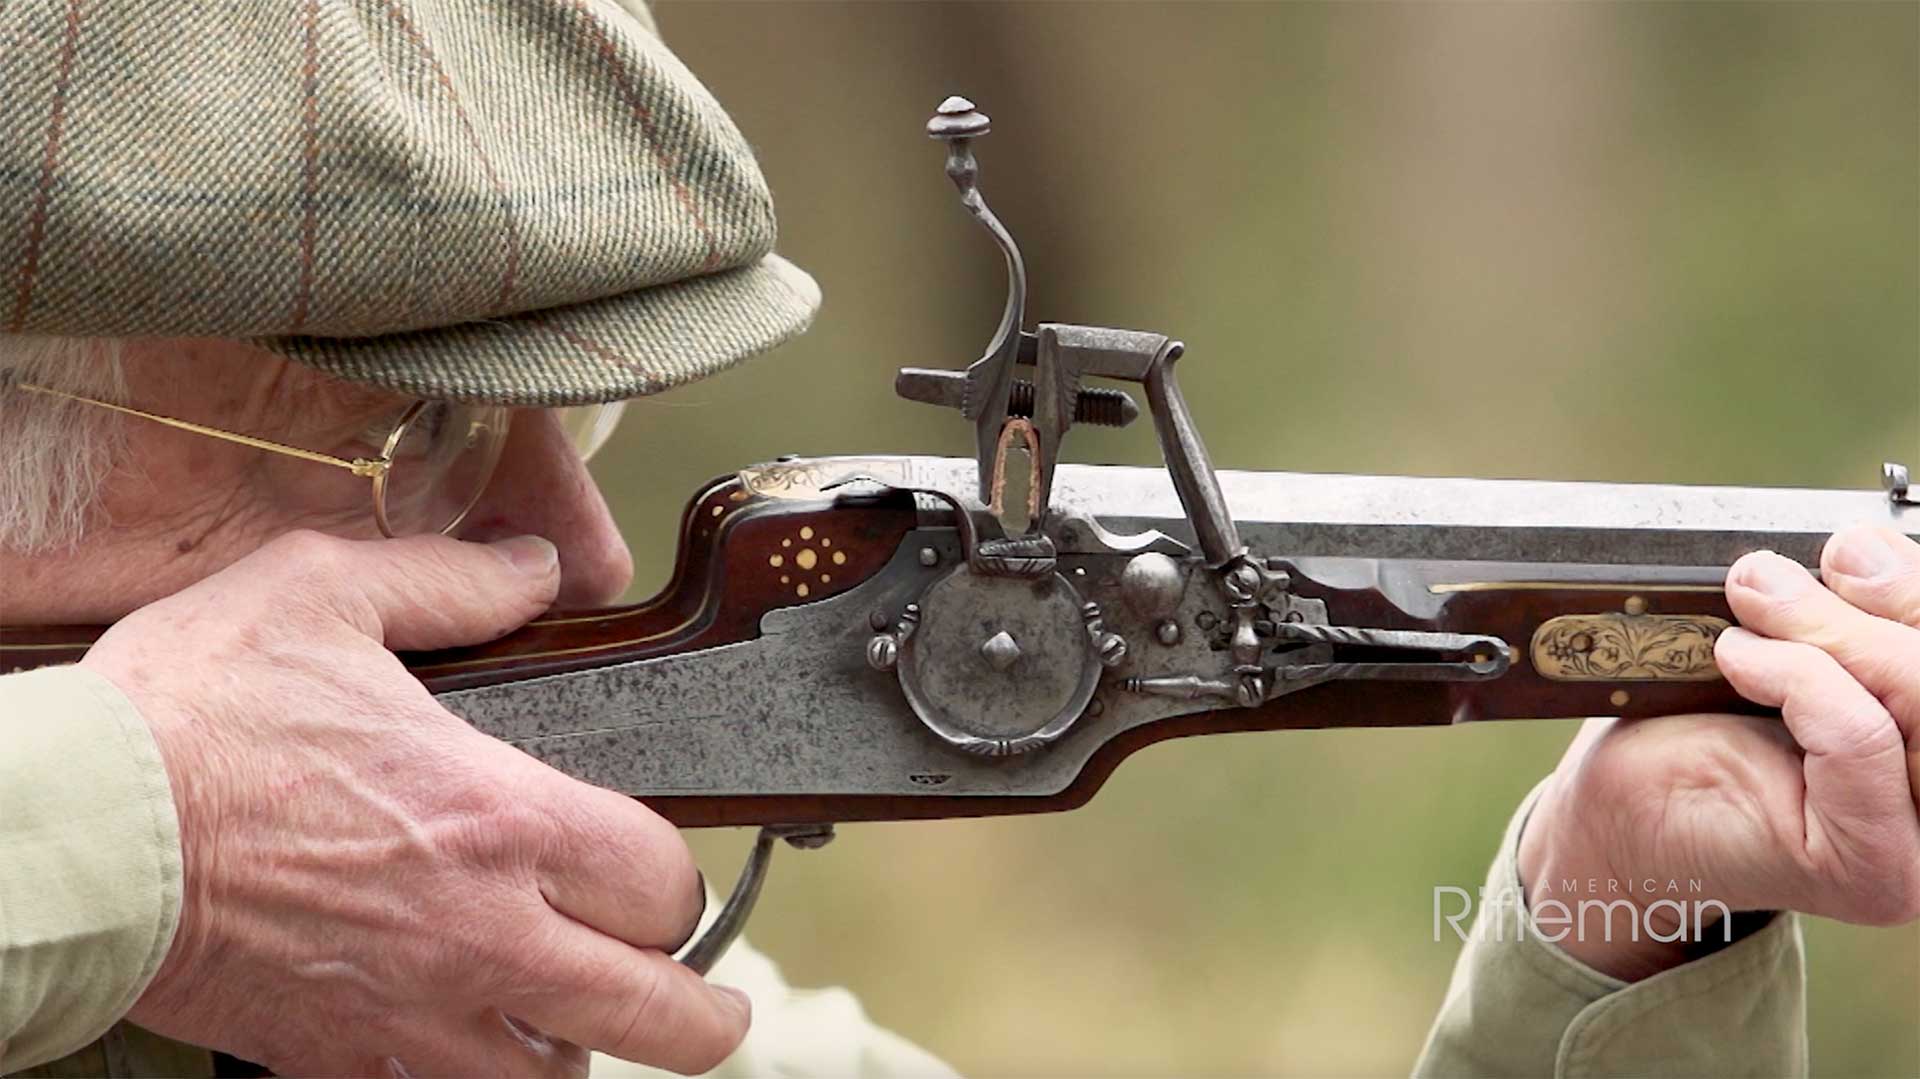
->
[[0, 641, 91, 652], [1430, 581, 1724, 595], [1531, 612, 1729, 682]]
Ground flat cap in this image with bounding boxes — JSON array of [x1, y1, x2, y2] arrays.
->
[[0, 0, 819, 405]]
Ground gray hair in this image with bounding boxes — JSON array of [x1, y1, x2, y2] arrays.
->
[[0, 336, 127, 554]]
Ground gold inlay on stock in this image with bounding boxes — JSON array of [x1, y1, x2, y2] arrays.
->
[[1531, 612, 1728, 682]]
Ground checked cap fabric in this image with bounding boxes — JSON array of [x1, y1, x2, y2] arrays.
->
[[0, 0, 820, 405]]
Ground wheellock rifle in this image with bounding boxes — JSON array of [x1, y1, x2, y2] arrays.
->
[[5, 96, 1918, 973]]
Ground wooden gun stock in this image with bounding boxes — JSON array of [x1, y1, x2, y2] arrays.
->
[[0, 467, 1771, 831]]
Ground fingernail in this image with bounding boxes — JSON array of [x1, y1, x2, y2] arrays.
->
[[1827, 529, 1900, 580], [491, 534, 557, 575], [1736, 551, 1808, 597]]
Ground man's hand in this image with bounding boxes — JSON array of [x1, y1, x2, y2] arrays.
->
[[1519, 525, 1920, 980], [82, 531, 748, 1077]]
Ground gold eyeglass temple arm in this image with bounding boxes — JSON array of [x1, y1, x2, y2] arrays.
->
[[6, 378, 388, 478]]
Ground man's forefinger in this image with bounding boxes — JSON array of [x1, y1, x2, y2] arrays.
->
[[506, 916, 751, 1075], [1821, 526, 1920, 630], [1724, 550, 1920, 733], [513, 750, 707, 955]]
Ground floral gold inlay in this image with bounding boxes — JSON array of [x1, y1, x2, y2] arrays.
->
[[1531, 612, 1729, 682]]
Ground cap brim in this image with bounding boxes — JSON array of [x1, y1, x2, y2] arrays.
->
[[257, 253, 821, 407]]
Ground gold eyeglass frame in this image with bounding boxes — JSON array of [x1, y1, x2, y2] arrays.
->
[[3, 373, 510, 538]]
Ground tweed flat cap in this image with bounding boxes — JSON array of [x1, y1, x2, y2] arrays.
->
[[0, 0, 819, 405]]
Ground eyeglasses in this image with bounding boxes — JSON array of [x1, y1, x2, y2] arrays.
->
[[3, 374, 624, 538]]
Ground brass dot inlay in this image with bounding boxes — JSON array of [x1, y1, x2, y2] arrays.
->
[[1624, 595, 1648, 616], [710, 505, 723, 517], [821, 574, 831, 584], [796, 583, 810, 598], [769, 554, 784, 567], [832, 550, 847, 565], [780, 575, 789, 584], [782, 538, 791, 548], [800, 526, 814, 540], [796, 549, 818, 570], [729, 490, 747, 501], [1609, 689, 1631, 708], [821, 537, 831, 547]]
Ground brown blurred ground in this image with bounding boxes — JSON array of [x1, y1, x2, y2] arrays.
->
[[591, 3, 1919, 1075]]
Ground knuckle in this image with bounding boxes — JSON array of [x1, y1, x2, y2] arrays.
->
[[600, 965, 734, 1075], [611, 965, 667, 1049], [258, 530, 392, 633], [457, 899, 554, 990], [589, 795, 698, 910], [396, 534, 472, 585], [452, 789, 549, 867], [1808, 691, 1900, 757], [1835, 635, 1911, 687], [416, 753, 553, 872], [1772, 638, 1840, 683], [260, 528, 349, 573], [630, 808, 697, 886]]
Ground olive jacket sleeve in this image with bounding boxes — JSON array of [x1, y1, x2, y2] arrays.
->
[[1413, 781, 1808, 1077], [0, 666, 183, 1074]]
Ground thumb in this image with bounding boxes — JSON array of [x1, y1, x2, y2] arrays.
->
[[262, 530, 561, 651], [368, 533, 561, 650]]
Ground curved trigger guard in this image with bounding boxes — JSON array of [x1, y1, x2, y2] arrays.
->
[[679, 824, 835, 976]]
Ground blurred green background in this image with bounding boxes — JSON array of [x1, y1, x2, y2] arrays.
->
[[596, 3, 1920, 1075]]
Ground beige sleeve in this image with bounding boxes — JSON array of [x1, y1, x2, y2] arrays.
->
[[1413, 780, 1807, 1078], [590, 894, 958, 1079], [0, 666, 183, 1073]]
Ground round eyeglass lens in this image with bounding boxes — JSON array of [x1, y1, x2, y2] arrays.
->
[[374, 402, 512, 536]]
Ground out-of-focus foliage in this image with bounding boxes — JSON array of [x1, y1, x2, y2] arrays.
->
[[590, 3, 1919, 1075]]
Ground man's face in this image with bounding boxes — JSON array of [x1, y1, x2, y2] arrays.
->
[[2, 338, 634, 622]]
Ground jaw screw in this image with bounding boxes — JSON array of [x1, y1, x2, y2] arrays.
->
[[926, 95, 990, 139], [927, 96, 990, 195]]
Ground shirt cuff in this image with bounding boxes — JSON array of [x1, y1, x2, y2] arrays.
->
[[0, 666, 184, 1072], [1413, 778, 1807, 1078]]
